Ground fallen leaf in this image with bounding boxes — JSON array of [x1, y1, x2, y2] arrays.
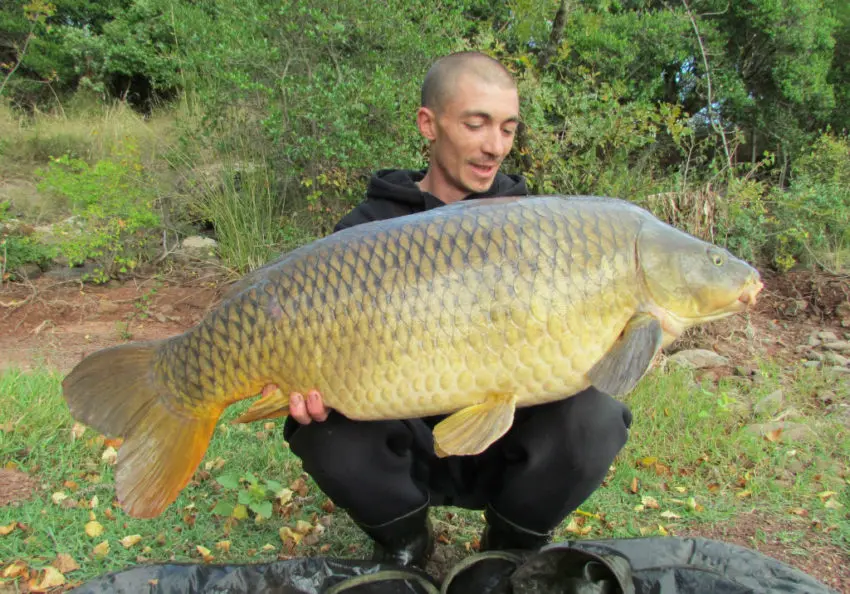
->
[[120, 535, 142, 548], [196, 545, 214, 562], [817, 490, 837, 501], [736, 490, 752, 499], [63, 480, 79, 491], [575, 509, 601, 520], [28, 566, 65, 591], [204, 457, 226, 471], [565, 518, 592, 535], [2, 561, 28, 578], [321, 499, 335, 513], [660, 511, 681, 520], [264, 422, 276, 431], [674, 486, 687, 494], [71, 423, 86, 440], [92, 541, 109, 558], [657, 524, 669, 536], [290, 477, 309, 497], [320, 544, 331, 553], [279, 526, 303, 545], [261, 543, 276, 551], [824, 499, 843, 510], [89, 495, 99, 509], [629, 477, 639, 494], [277, 488, 293, 506], [294, 520, 313, 535], [85, 521, 104, 538], [0, 522, 17, 536], [639, 456, 658, 467], [51, 491, 67, 505], [641, 496, 660, 510], [215, 540, 231, 553], [52, 553, 79, 573], [707, 482, 720, 492], [687, 497, 704, 512], [788, 507, 808, 517], [101, 446, 118, 465]]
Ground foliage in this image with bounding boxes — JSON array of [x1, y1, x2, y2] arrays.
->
[[34, 141, 161, 282], [0, 202, 57, 279]]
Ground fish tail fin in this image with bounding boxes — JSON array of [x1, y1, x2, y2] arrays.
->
[[62, 341, 222, 518]]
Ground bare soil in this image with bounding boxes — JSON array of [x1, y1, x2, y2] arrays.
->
[[1, 265, 848, 590]]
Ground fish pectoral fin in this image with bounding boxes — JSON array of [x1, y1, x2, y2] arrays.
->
[[432, 393, 517, 458], [587, 313, 663, 396], [232, 388, 290, 424]]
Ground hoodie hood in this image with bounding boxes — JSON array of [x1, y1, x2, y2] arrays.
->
[[366, 169, 528, 208]]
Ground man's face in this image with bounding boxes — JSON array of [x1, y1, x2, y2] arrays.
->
[[418, 73, 520, 200]]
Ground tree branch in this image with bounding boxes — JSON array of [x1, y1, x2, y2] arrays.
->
[[0, 27, 34, 98], [538, 0, 569, 71], [681, 0, 733, 174]]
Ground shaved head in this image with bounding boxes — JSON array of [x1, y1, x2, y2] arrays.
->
[[421, 51, 517, 113]]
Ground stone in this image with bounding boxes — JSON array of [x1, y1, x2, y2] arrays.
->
[[98, 300, 119, 314], [822, 352, 849, 366], [806, 350, 824, 361], [753, 390, 784, 416], [821, 340, 850, 353], [667, 349, 729, 369], [817, 330, 838, 342], [745, 421, 816, 442], [807, 334, 822, 347], [803, 361, 821, 369], [178, 236, 219, 260]]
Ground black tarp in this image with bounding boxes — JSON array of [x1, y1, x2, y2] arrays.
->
[[69, 536, 839, 594]]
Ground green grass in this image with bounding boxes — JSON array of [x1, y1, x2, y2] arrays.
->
[[1, 361, 848, 588]]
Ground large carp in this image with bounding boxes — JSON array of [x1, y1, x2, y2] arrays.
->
[[62, 195, 762, 518]]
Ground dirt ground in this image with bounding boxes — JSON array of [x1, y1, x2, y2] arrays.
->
[[1, 264, 849, 590]]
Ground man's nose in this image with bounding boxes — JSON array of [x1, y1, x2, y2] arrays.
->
[[481, 127, 509, 157]]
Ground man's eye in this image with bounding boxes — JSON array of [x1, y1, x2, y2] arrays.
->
[[503, 128, 516, 135], [465, 122, 483, 129]]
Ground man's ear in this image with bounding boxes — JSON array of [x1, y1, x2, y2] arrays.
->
[[416, 106, 438, 142]]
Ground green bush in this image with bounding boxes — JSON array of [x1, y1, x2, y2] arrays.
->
[[34, 140, 162, 283]]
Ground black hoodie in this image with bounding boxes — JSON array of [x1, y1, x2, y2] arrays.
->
[[333, 168, 529, 233]]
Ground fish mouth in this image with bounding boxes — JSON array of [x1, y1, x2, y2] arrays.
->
[[661, 276, 765, 331]]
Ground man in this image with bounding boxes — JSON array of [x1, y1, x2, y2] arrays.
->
[[265, 51, 633, 570]]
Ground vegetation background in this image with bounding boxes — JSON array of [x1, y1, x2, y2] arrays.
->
[[1, 0, 849, 281]]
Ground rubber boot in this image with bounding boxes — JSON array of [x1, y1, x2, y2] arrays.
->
[[354, 504, 434, 569], [479, 504, 552, 552]]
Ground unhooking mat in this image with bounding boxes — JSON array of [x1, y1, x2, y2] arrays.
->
[[68, 535, 839, 594]]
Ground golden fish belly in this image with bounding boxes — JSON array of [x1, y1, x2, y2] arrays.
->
[[158, 196, 648, 419]]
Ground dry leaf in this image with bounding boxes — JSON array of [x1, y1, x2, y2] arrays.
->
[[657, 524, 669, 536], [575, 509, 601, 520], [824, 499, 843, 510], [263, 422, 276, 431], [52, 553, 79, 573], [277, 488, 293, 506], [101, 447, 118, 465], [639, 456, 658, 467], [28, 566, 65, 591], [64, 480, 79, 491], [279, 526, 303, 545], [674, 486, 687, 494], [629, 477, 639, 494], [565, 518, 592, 535], [204, 457, 226, 471], [196, 545, 214, 562], [321, 499, 335, 513], [71, 423, 86, 440], [0, 522, 17, 536], [51, 492, 68, 505], [788, 507, 808, 517], [2, 561, 28, 578], [103, 437, 124, 449], [89, 495, 99, 509], [320, 544, 331, 553], [660, 511, 681, 520], [290, 477, 309, 497], [641, 496, 660, 510], [736, 490, 752, 499], [817, 490, 837, 501], [261, 544, 276, 551], [764, 428, 783, 443], [85, 521, 104, 538], [294, 520, 313, 535], [120, 534, 142, 548], [216, 540, 231, 553], [92, 541, 109, 558]]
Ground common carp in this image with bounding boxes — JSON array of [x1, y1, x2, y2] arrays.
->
[[62, 195, 762, 518]]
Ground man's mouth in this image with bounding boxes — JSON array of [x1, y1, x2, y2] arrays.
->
[[469, 162, 497, 177]]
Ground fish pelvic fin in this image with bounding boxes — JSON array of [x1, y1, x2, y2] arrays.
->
[[587, 312, 663, 397], [433, 393, 517, 458], [232, 387, 290, 424], [62, 341, 222, 518]]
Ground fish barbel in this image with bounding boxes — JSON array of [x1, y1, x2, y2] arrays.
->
[[62, 195, 763, 518]]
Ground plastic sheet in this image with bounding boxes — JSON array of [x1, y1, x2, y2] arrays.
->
[[69, 536, 838, 594]]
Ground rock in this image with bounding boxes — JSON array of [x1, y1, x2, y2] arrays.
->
[[817, 330, 838, 342], [753, 390, 783, 416], [98, 300, 119, 314], [822, 352, 849, 366], [745, 421, 816, 442], [806, 350, 824, 361], [13, 262, 43, 280], [827, 366, 850, 375], [667, 349, 729, 369], [803, 361, 821, 369], [807, 334, 822, 347], [178, 236, 219, 260], [821, 340, 850, 353]]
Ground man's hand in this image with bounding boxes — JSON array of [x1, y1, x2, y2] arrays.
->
[[262, 384, 329, 424]]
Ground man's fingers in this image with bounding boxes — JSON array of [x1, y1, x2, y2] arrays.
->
[[306, 389, 328, 422], [289, 392, 311, 425]]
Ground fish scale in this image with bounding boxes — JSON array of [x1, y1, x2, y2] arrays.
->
[[62, 195, 763, 518]]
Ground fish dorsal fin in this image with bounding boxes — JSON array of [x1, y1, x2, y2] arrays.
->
[[587, 313, 663, 396]]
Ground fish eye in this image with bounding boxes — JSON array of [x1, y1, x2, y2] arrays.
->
[[710, 252, 725, 266]]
